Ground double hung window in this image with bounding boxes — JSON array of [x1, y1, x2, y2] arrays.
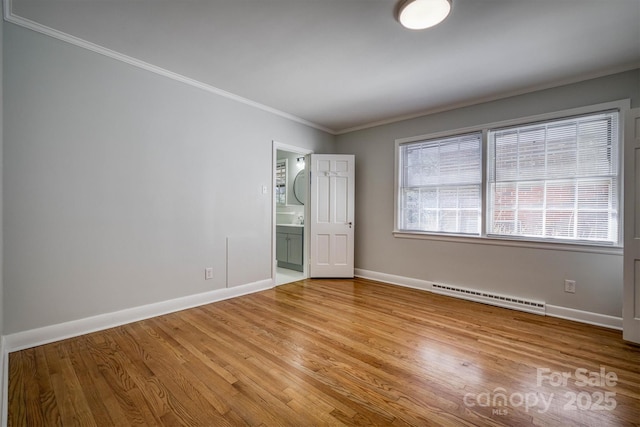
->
[[487, 111, 619, 244], [398, 133, 482, 235], [396, 104, 623, 248]]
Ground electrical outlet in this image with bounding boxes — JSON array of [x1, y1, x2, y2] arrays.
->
[[564, 279, 576, 293], [205, 268, 213, 280]]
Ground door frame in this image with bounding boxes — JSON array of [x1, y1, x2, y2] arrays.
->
[[272, 141, 313, 284]]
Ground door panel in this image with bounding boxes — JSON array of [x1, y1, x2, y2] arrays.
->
[[335, 177, 348, 223], [317, 175, 330, 223], [309, 154, 355, 278], [624, 108, 640, 343], [334, 235, 348, 265], [316, 234, 330, 264]]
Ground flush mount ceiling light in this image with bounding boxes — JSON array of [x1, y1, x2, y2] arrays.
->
[[396, 0, 452, 30]]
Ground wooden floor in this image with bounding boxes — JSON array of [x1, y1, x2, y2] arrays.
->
[[8, 278, 640, 426]]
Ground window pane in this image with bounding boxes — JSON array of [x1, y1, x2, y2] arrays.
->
[[459, 187, 480, 209], [459, 211, 479, 234], [546, 123, 577, 178], [577, 212, 610, 241], [421, 188, 438, 208], [518, 210, 544, 237], [517, 183, 544, 209], [545, 181, 575, 209], [577, 179, 612, 209], [439, 210, 458, 233], [516, 126, 546, 180], [494, 130, 518, 182], [401, 189, 420, 229], [439, 188, 459, 208], [422, 210, 438, 231], [545, 210, 574, 238]]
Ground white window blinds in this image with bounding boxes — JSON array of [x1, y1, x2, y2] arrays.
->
[[399, 133, 482, 234], [488, 111, 619, 244]]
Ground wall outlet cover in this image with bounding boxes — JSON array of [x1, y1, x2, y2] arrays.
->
[[564, 279, 576, 293]]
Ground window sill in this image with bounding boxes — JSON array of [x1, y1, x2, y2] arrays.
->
[[392, 230, 623, 255]]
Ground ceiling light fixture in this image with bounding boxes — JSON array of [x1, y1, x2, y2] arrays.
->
[[396, 0, 452, 30]]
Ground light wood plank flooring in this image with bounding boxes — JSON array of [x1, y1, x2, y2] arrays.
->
[[8, 278, 640, 426]]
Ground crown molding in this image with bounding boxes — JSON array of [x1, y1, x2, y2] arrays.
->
[[2, 0, 336, 135], [336, 63, 640, 135], [4, 0, 638, 137]]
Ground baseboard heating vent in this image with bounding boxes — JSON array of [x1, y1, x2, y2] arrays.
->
[[431, 283, 546, 315]]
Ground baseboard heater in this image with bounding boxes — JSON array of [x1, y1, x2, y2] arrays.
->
[[430, 283, 546, 316]]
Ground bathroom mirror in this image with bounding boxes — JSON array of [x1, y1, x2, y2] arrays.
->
[[293, 169, 306, 204]]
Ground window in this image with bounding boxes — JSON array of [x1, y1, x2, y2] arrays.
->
[[488, 111, 619, 245], [398, 133, 482, 234], [395, 101, 625, 249], [276, 160, 287, 205]]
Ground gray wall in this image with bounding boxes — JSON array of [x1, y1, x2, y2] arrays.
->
[[336, 70, 640, 318], [3, 22, 334, 334]]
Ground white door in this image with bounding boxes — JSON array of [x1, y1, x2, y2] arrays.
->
[[309, 154, 355, 278], [624, 108, 640, 344]]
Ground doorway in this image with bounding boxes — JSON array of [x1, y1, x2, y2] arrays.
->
[[273, 142, 312, 285]]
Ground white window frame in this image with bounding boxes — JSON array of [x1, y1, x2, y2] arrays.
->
[[394, 99, 629, 254], [398, 132, 483, 235]]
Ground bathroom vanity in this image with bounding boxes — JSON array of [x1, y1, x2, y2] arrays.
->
[[276, 224, 303, 272]]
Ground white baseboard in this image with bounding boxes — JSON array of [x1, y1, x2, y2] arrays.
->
[[1, 336, 7, 427], [355, 268, 622, 330], [4, 278, 273, 353], [546, 305, 622, 330], [355, 269, 435, 291]]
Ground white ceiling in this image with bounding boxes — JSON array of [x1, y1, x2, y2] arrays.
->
[[9, 0, 640, 134]]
